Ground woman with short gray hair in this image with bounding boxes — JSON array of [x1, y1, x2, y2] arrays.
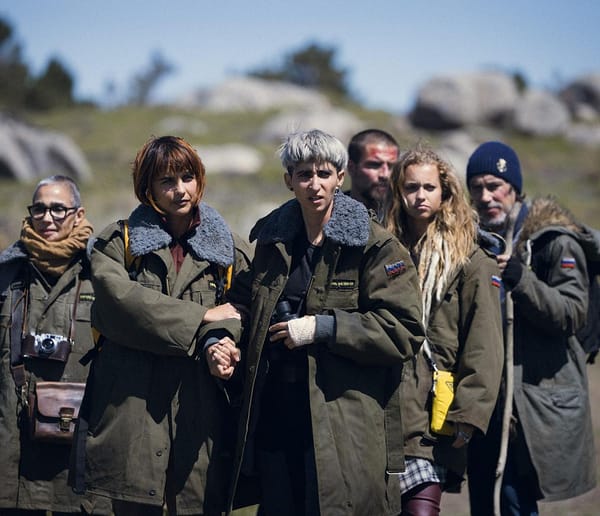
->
[[226, 129, 424, 515]]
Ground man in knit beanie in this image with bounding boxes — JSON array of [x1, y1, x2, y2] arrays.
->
[[466, 140, 524, 233], [465, 142, 596, 515]]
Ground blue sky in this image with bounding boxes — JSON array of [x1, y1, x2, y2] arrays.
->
[[1, 0, 598, 113]]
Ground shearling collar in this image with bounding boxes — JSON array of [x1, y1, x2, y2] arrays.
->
[[127, 203, 234, 267], [0, 241, 28, 266], [250, 192, 370, 247]]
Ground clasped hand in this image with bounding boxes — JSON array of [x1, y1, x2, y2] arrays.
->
[[205, 337, 240, 380]]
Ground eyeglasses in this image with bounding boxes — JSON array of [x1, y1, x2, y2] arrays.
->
[[27, 203, 78, 221]]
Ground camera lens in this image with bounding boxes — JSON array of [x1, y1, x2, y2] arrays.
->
[[273, 300, 296, 323], [39, 337, 57, 354]]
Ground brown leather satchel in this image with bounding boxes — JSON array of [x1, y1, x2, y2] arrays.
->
[[27, 381, 85, 444]]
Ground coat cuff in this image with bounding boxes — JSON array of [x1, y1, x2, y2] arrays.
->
[[199, 328, 234, 353], [315, 314, 335, 344]]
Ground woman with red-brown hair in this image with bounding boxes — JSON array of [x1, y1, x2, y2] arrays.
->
[[72, 136, 251, 516]]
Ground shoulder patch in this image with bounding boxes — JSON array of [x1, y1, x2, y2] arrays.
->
[[491, 275, 502, 288], [560, 257, 576, 269], [384, 260, 407, 278]]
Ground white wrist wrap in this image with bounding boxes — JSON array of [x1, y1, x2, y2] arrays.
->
[[287, 316, 316, 347]]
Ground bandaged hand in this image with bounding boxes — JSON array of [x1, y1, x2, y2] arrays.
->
[[269, 315, 316, 349], [287, 315, 316, 348]]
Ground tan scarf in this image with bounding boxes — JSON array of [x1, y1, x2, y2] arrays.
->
[[20, 217, 94, 277]]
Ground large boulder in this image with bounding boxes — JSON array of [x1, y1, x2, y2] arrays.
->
[[258, 107, 363, 143], [196, 143, 263, 176], [565, 123, 600, 147], [411, 72, 519, 129], [157, 115, 208, 136], [436, 131, 482, 179], [560, 73, 600, 121], [512, 89, 571, 136], [176, 76, 330, 112], [0, 116, 91, 182]]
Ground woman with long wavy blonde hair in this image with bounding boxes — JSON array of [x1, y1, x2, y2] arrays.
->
[[385, 145, 504, 515]]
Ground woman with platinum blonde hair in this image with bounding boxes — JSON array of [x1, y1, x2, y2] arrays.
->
[[385, 145, 503, 515], [226, 129, 424, 515]]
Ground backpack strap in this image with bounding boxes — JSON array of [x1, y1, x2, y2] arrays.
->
[[572, 224, 600, 362], [121, 219, 136, 270], [214, 264, 234, 305], [9, 278, 28, 395]]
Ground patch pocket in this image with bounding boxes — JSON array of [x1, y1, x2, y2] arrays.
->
[[551, 389, 580, 409], [190, 286, 218, 306], [74, 294, 93, 322], [325, 279, 359, 309]]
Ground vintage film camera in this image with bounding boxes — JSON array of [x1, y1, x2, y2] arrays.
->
[[22, 333, 72, 362]]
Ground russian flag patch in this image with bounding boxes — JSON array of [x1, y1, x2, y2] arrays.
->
[[491, 275, 502, 288], [385, 260, 407, 278], [560, 257, 576, 269]]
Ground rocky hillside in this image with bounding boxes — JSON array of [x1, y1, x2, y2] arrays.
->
[[1, 73, 599, 248]]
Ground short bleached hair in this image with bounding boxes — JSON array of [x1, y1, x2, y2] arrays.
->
[[278, 129, 348, 174]]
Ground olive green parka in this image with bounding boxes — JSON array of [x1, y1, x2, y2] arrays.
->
[[401, 246, 503, 489], [76, 203, 251, 515], [511, 216, 595, 501], [0, 241, 110, 514], [226, 194, 425, 516], [470, 199, 597, 505]]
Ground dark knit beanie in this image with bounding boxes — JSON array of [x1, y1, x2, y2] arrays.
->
[[466, 141, 522, 194]]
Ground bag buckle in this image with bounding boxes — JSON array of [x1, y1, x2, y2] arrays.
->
[[59, 407, 75, 432]]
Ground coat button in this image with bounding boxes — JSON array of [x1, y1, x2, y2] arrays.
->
[[149, 489, 156, 496], [156, 450, 163, 457]]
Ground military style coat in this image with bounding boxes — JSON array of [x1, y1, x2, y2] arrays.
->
[[0, 242, 109, 513], [511, 219, 596, 501], [401, 246, 503, 488], [226, 194, 425, 516], [77, 203, 251, 515]]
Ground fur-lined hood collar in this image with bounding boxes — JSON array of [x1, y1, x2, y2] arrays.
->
[[0, 241, 27, 266], [518, 196, 582, 248], [128, 203, 234, 267], [250, 193, 370, 247]]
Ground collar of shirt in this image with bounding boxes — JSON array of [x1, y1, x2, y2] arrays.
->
[[167, 207, 201, 273]]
